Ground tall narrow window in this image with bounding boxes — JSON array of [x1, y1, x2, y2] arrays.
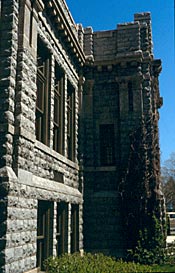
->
[[56, 202, 68, 256], [100, 124, 115, 166], [71, 204, 79, 253], [128, 81, 133, 112], [37, 201, 53, 271], [67, 82, 75, 161], [116, 83, 120, 113], [36, 39, 50, 145], [0, 1, 1, 18], [53, 64, 64, 154]]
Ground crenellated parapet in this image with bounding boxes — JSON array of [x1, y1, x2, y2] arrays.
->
[[83, 12, 154, 66]]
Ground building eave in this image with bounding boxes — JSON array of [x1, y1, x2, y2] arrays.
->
[[46, 0, 85, 67]]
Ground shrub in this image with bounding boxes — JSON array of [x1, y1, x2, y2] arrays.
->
[[44, 252, 161, 273], [127, 214, 166, 265], [164, 240, 175, 265]]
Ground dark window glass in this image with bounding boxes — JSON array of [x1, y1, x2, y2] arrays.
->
[[56, 202, 68, 256], [128, 81, 133, 112], [67, 82, 75, 161], [53, 64, 64, 154], [37, 201, 53, 271], [36, 39, 50, 145], [71, 204, 79, 253], [100, 124, 115, 166]]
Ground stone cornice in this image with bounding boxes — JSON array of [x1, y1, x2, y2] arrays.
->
[[152, 59, 162, 76], [34, 0, 44, 12], [45, 0, 85, 67]]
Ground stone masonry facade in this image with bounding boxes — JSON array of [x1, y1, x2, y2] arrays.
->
[[0, 1, 84, 272], [0, 0, 163, 272], [82, 13, 163, 256]]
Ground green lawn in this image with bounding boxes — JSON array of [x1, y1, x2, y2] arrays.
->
[[151, 264, 175, 272]]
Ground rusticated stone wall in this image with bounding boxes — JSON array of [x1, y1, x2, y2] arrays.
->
[[82, 12, 163, 256], [0, 0, 84, 272], [0, 1, 163, 271]]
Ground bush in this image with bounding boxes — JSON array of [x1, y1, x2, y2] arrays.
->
[[164, 241, 175, 265], [127, 214, 166, 265], [44, 252, 161, 273]]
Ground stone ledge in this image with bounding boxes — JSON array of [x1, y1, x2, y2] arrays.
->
[[0, 166, 17, 181], [35, 140, 79, 170], [84, 166, 116, 172], [18, 169, 82, 201], [24, 268, 39, 273]]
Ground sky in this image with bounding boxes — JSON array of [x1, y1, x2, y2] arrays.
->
[[66, 0, 175, 165]]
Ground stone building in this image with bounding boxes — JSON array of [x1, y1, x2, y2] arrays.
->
[[82, 13, 163, 257], [0, 0, 85, 272], [0, 0, 163, 272]]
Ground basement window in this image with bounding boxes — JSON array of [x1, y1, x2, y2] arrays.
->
[[56, 202, 68, 256], [37, 201, 53, 271], [71, 204, 79, 253]]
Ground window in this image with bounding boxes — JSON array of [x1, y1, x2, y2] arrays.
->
[[100, 124, 115, 166], [71, 204, 79, 253], [128, 81, 133, 112], [56, 202, 68, 256], [67, 82, 75, 161], [36, 39, 50, 145], [53, 63, 64, 154], [37, 201, 53, 271]]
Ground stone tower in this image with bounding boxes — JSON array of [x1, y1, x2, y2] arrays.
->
[[82, 13, 163, 257]]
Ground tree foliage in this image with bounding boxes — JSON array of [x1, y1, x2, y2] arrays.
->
[[161, 153, 175, 211]]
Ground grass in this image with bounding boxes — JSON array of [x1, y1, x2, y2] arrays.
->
[[151, 264, 175, 272]]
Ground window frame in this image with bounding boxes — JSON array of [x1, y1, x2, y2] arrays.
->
[[99, 124, 116, 166], [36, 39, 51, 146], [37, 200, 54, 271], [128, 81, 134, 112], [53, 63, 64, 154], [71, 204, 79, 253], [67, 81, 75, 161], [56, 202, 68, 256]]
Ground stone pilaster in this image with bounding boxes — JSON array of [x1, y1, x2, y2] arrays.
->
[[13, 0, 41, 174], [0, 0, 19, 169]]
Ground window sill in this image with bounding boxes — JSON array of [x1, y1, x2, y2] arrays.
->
[[35, 140, 79, 170], [84, 166, 117, 172]]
